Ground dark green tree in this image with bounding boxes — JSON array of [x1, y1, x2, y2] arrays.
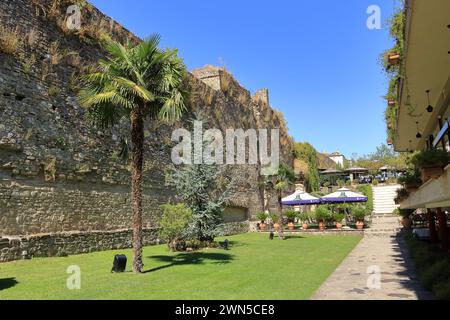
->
[[294, 142, 320, 192]]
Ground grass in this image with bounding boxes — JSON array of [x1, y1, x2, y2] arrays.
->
[[0, 233, 361, 300]]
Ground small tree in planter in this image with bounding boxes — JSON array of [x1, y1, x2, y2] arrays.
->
[[314, 206, 331, 231], [257, 212, 269, 231], [158, 203, 193, 251], [285, 210, 298, 230], [398, 170, 422, 192], [271, 214, 281, 232], [393, 208, 415, 229], [410, 149, 450, 183], [332, 212, 345, 230], [352, 205, 369, 230], [300, 212, 310, 230]]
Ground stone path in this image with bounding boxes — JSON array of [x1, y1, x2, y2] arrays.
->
[[312, 216, 434, 300]]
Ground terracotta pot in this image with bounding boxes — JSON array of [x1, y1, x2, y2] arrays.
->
[[421, 167, 444, 183], [273, 223, 280, 231], [402, 217, 412, 229], [356, 221, 365, 230], [288, 222, 295, 231], [336, 223, 343, 230], [405, 184, 420, 193], [319, 221, 326, 231], [387, 52, 401, 64], [388, 99, 396, 106], [302, 223, 309, 230], [259, 223, 266, 231]]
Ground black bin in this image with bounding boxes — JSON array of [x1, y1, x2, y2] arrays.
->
[[111, 254, 127, 273]]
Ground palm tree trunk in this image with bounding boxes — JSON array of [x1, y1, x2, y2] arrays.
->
[[130, 107, 144, 273], [277, 190, 285, 240]]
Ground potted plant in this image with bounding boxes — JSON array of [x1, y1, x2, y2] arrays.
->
[[285, 210, 298, 231], [314, 206, 331, 231], [398, 170, 422, 192], [300, 213, 310, 230], [388, 99, 396, 106], [386, 51, 401, 65], [271, 214, 280, 231], [393, 208, 415, 229], [257, 212, 269, 231], [410, 149, 450, 183], [352, 205, 368, 230], [394, 187, 410, 204], [332, 212, 345, 230]]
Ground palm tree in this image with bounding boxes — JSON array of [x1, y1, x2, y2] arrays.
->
[[273, 163, 296, 239], [79, 35, 188, 273]]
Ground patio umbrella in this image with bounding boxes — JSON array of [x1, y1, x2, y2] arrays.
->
[[282, 191, 321, 206], [321, 187, 368, 204]]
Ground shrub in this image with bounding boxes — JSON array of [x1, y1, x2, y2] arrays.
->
[[257, 212, 268, 222], [404, 234, 450, 299], [332, 212, 345, 223], [284, 210, 298, 222], [410, 149, 450, 169], [0, 25, 21, 55], [299, 212, 310, 223], [421, 259, 450, 291], [434, 279, 450, 300], [356, 185, 374, 213], [398, 170, 422, 187], [271, 214, 280, 224], [158, 203, 192, 251], [394, 187, 409, 204], [372, 179, 379, 186], [314, 206, 331, 222], [352, 205, 369, 221]]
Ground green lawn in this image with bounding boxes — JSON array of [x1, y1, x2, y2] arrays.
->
[[0, 233, 361, 300]]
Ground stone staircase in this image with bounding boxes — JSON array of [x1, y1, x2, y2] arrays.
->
[[373, 184, 401, 216]]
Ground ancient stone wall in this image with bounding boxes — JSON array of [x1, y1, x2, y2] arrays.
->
[[0, 0, 294, 261]]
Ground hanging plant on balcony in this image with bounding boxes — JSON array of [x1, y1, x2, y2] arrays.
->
[[398, 170, 422, 192], [394, 187, 410, 205], [410, 149, 450, 183]]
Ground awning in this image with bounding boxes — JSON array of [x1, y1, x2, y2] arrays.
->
[[321, 188, 368, 203], [282, 191, 321, 206]]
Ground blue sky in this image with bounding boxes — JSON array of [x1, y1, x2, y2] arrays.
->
[[90, 0, 397, 158]]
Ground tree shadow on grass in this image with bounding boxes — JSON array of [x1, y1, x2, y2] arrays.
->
[[0, 278, 18, 291], [144, 252, 234, 274], [282, 235, 306, 241]]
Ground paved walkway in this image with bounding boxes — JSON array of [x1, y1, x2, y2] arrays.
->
[[312, 216, 434, 300]]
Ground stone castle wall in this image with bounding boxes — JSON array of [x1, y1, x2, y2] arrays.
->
[[0, 0, 294, 261]]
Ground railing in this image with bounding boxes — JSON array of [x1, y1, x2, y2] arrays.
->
[[432, 116, 450, 148]]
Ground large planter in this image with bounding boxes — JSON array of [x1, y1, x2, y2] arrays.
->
[[319, 221, 326, 231], [302, 223, 309, 230], [259, 223, 266, 231], [402, 217, 413, 229], [420, 167, 444, 183], [288, 222, 295, 231], [356, 221, 365, 230], [336, 223, 343, 230], [273, 223, 280, 231], [387, 52, 401, 65]]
